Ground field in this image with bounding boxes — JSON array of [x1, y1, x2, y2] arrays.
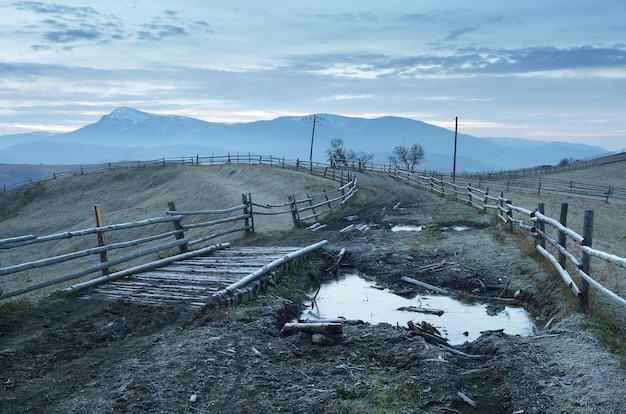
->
[[1, 161, 625, 413]]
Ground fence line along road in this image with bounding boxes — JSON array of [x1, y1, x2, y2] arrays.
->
[[389, 167, 626, 312]]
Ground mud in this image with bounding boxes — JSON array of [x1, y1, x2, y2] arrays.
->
[[1, 172, 625, 413]]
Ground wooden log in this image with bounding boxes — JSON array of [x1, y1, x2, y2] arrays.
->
[[282, 322, 342, 335], [213, 240, 328, 298], [401, 276, 451, 295], [397, 306, 444, 316], [458, 391, 477, 408], [407, 320, 448, 345]]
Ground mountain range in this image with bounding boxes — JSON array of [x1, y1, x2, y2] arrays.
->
[[0, 107, 607, 174]]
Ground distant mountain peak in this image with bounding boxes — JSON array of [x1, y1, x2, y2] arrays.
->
[[105, 107, 151, 124]]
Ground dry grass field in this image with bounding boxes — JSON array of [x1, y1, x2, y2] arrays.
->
[[2, 160, 626, 413], [454, 159, 626, 346], [0, 164, 338, 300]]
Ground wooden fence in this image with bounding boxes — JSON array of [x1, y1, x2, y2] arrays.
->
[[1, 154, 366, 192], [389, 167, 626, 312], [0, 197, 253, 301], [0, 163, 357, 302]]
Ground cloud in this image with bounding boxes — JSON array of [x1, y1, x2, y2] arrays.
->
[[286, 44, 626, 80], [13, 1, 99, 19], [45, 29, 100, 43], [445, 27, 477, 41], [138, 24, 187, 41]]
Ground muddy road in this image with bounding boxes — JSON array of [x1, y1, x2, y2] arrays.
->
[[1, 172, 625, 413]]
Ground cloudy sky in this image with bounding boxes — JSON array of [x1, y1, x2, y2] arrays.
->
[[1, 0, 625, 150]]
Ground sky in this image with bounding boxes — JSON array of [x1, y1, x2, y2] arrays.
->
[[1, 1, 625, 151]]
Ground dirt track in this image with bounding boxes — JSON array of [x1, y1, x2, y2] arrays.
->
[[1, 171, 625, 413]]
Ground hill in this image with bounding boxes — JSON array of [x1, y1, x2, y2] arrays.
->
[[1, 161, 625, 413], [0, 107, 607, 175]]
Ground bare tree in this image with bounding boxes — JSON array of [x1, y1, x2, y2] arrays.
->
[[389, 143, 425, 171], [327, 138, 348, 167]]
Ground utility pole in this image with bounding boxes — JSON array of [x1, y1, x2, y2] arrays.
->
[[452, 116, 458, 184], [302, 114, 323, 174], [310, 114, 317, 174]]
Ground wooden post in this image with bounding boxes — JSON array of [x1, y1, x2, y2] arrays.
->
[[558, 203, 569, 267], [537, 203, 546, 248], [94, 205, 109, 275], [168, 201, 188, 253], [306, 192, 316, 221], [288, 195, 301, 227], [242, 194, 252, 233], [580, 210, 594, 312], [247, 193, 255, 233], [484, 187, 489, 211]]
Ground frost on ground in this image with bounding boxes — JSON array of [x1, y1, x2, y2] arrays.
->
[[1, 168, 625, 413]]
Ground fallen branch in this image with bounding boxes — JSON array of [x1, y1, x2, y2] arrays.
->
[[439, 345, 486, 359], [407, 320, 448, 345], [397, 306, 444, 316], [282, 322, 342, 336], [458, 391, 477, 408], [401, 276, 451, 296]]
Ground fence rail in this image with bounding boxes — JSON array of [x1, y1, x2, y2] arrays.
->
[[0, 196, 254, 301], [0, 160, 358, 301], [389, 167, 626, 311]]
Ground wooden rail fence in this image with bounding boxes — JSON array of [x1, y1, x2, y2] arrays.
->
[[389, 167, 626, 312], [0, 165, 356, 302]]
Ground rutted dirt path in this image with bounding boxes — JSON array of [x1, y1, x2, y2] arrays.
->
[[1, 170, 625, 413]]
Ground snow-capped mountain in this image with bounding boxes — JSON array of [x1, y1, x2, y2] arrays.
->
[[0, 107, 608, 171]]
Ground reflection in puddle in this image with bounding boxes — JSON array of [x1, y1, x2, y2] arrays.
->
[[304, 274, 535, 345], [441, 226, 471, 231], [391, 225, 424, 232]]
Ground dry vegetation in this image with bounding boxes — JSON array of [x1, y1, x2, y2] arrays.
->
[[1, 159, 626, 413], [454, 160, 626, 355], [0, 164, 338, 300]]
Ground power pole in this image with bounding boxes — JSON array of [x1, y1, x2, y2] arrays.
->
[[452, 116, 458, 184], [310, 114, 317, 174]]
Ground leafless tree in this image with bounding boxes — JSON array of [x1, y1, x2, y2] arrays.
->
[[389, 143, 425, 172]]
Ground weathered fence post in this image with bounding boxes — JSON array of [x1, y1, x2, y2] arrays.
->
[[306, 192, 317, 223], [467, 183, 472, 205], [168, 201, 188, 253], [483, 187, 490, 211], [558, 203, 569, 267], [242, 193, 254, 233], [537, 203, 546, 248], [94, 205, 109, 275], [580, 210, 594, 312], [288, 195, 301, 228]]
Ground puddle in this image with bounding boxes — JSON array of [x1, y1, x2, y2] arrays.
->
[[303, 274, 535, 345], [441, 225, 471, 231], [391, 224, 424, 232]]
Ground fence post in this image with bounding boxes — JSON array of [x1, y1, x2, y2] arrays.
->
[[558, 203, 569, 267], [537, 203, 546, 248], [288, 195, 301, 228], [242, 193, 254, 233], [483, 187, 489, 211], [168, 201, 188, 253], [580, 210, 594, 312], [467, 183, 472, 205], [94, 205, 109, 275], [306, 193, 318, 223]]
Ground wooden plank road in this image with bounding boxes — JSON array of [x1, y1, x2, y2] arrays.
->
[[88, 246, 303, 308]]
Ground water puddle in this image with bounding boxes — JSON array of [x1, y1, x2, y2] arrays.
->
[[304, 274, 535, 345], [391, 224, 424, 232]]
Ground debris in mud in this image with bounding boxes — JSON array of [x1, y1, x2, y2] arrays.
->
[[397, 305, 445, 316]]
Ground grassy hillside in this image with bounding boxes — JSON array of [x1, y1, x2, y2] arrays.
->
[[0, 164, 339, 300]]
